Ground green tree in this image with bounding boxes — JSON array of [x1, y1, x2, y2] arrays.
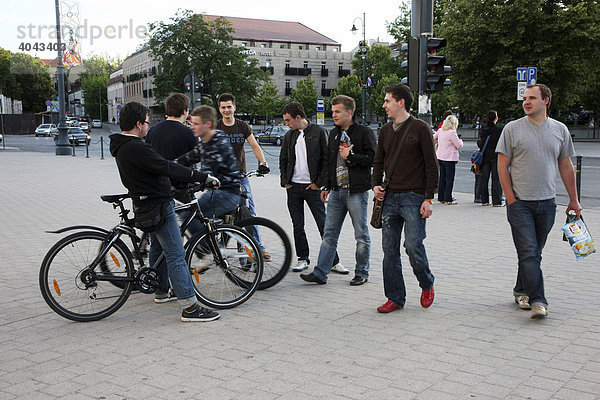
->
[[331, 74, 362, 116], [251, 81, 286, 125], [369, 74, 401, 119], [289, 75, 318, 118], [80, 54, 120, 120], [3, 51, 54, 112], [148, 10, 267, 108], [387, 1, 412, 44]]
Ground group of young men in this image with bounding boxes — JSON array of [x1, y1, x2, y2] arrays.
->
[[110, 82, 580, 322]]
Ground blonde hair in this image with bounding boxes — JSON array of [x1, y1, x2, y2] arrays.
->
[[441, 114, 458, 131]]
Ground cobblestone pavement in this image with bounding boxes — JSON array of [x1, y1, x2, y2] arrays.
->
[[0, 151, 598, 399]]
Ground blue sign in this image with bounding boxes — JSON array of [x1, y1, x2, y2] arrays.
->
[[316, 98, 325, 112], [116, 104, 122, 110], [527, 67, 537, 85], [51, 106, 58, 112], [45, 100, 52, 106], [517, 67, 527, 81]]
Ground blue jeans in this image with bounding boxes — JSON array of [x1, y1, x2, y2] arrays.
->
[[241, 177, 263, 248], [186, 189, 241, 238], [507, 198, 556, 307], [437, 160, 456, 203], [286, 183, 339, 265], [148, 201, 198, 309], [381, 192, 434, 307], [480, 158, 503, 205], [312, 189, 370, 281]]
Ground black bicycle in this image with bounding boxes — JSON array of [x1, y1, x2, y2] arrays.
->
[[39, 191, 263, 322]]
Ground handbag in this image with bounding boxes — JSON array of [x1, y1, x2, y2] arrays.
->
[[472, 135, 490, 167], [134, 201, 168, 233], [370, 118, 416, 229]]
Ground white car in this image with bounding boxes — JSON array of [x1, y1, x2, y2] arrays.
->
[[91, 119, 102, 128], [35, 124, 58, 137]]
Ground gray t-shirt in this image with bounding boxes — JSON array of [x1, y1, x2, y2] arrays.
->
[[496, 116, 574, 201]]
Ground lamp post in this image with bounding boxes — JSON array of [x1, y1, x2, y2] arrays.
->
[[351, 13, 367, 125], [53, 0, 71, 155]]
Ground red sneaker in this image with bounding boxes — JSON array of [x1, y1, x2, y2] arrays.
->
[[377, 300, 401, 313], [420, 286, 434, 308]]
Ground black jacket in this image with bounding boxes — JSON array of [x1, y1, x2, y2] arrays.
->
[[109, 133, 207, 206], [325, 123, 377, 194], [478, 124, 502, 162], [279, 122, 329, 188]]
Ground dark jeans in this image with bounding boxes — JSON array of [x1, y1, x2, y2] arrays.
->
[[480, 158, 503, 205], [474, 173, 482, 202], [382, 192, 435, 307], [286, 183, 339, 265], [507, 198, 556, 307], [437, 160, 456, 203]]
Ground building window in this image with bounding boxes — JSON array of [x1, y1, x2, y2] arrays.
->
[[261, 43, 267, 48], [333, 46, 339, 52], [250, 40, 255, 47], [323, 44, 327, 51], [299, 45, 303, 50], [268, 41, 273, 48], [316, 46, 321, 51], [305, 43, 310, 50], [285, 79, 291, 89], [321, 80, 327, 90], [280, 44, 286, 49], [321, 61, 327, 68], [338, 62, 344, 71], [241, 42, 247, 47], [266, 59, 272, 68], [285, 60, 291, 69], [303, 61, 309, 69]]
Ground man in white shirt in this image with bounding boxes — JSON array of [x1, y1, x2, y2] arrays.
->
[[279, 102, 341, 272]]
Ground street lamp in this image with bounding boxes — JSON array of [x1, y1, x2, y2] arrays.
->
[[54, 0, 72, 155], [351, 13, 367, 125]]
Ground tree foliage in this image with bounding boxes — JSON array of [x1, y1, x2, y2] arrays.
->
[[289, 75, 318, 118], [369, 74, 402, 118], [148, 10, 267, 110], [0, 48, 54, 113], [388, 0, 600, 121], [331, 74, 362, 116], [80, 55, 120, 120], [250, 81, 287, 122]]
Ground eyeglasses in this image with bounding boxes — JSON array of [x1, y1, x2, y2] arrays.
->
[[142, 120, 150, 125]]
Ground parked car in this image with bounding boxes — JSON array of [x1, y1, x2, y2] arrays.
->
[[79, 121, 90, 133], [257, 126, 290, 146], [0, 133, 3, 143], [91, 119, 102, 128], [53, 127, 91, 145], [35, 124, 58, 137], [66, 118, 79, 127]]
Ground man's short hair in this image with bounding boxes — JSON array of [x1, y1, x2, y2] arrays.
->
[[527, 83, 552, 110], [441, 109, 453, 121], [120, 102, 148, 131], [218, 93, 236, 106], [165, 93, 190, 117], [282, 102, 306, 119], [384, 84, 414, 112], [191, 105, 217, 127], [331, 95, 355, 114]]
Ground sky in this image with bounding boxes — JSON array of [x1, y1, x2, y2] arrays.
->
[[1, 0, 404, 61]]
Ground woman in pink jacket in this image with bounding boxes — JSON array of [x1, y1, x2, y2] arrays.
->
[[433, 115, 463, 204]]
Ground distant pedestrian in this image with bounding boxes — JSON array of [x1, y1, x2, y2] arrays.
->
[[280, 102, 340, 272], [433, 114, 463, 205], [479, 110, 504, 206], [497, 84, 581, 319], [373, 84, 438, 313], [112, 116, 116, 124], [300, 95, 376, 286]]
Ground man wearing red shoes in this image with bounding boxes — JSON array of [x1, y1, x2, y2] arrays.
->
[[372, 84, 438, 313]]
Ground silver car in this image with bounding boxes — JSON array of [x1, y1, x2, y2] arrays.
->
[[53, 127, 91, 145], [35, 124, 58, 137]]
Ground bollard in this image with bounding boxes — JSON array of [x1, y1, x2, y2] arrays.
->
[[85, 139, 90, 158], [100, 136, 104, 160], [71, 136, 76, 156], [576, 155, 582, 202]]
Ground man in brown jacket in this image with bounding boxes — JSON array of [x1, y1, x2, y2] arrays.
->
[[372, 84, 438, 313]]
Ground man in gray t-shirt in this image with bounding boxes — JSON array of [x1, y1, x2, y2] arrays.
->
[[496, 84, 581, 320]]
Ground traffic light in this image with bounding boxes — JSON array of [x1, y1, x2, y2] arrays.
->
[[400, 38, 419, 91], [425, 37, 451, 92]]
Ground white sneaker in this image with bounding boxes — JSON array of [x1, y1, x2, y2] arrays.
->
[[530, 304, 548, 319], [331, 263, 350, 275], [292, 259, 309, 272], [514, 295, 531, 310]]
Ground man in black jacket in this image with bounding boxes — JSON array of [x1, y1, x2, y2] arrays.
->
[[300, 95, 376, 286], [109, 101, 220, 322], [280, 102, 340, 272]]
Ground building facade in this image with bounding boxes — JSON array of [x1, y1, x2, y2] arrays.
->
[[106, 66, 124, 124], [119, 15, 354, 111]]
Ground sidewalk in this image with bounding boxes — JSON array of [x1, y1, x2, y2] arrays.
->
[[0, 152, 599, 399]]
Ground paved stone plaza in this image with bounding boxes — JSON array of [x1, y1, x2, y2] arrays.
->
[[0, 151, 598, 399]]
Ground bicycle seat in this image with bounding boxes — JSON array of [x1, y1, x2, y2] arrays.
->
[[100, 194, 130, 203]]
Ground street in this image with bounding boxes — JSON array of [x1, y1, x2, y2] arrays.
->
[[3, 126, 600, 210]]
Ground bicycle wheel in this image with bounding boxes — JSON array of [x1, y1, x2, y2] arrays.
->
[[236, 217, 291, 289], [39, 231, 134, 322], [185, 224, 263, 309]]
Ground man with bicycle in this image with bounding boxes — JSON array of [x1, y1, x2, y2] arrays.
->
[[109, 101, 221, 322]]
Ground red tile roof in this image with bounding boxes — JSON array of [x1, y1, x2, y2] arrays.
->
[[204, 15, 339, 45]]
